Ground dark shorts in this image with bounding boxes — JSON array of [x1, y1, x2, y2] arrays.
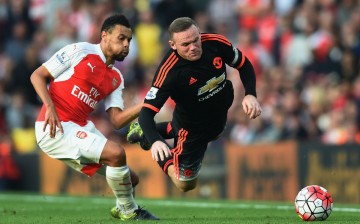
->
[[162, 123, 225, 181]]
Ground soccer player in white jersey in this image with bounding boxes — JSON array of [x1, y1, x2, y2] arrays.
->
[[30, 14, 159, 220]]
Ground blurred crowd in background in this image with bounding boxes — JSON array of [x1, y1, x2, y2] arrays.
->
[[1, 0, 360, 165]]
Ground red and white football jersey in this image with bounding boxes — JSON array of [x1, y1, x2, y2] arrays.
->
[[37, 42, 124, 126]]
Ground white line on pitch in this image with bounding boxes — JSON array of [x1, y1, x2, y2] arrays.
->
[[1, 194, 359, 213]]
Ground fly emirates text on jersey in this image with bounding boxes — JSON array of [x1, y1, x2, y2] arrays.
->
[[71, 85, 99, 109]]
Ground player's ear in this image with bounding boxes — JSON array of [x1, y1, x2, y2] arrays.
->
[[101, 30, 107, 40], [169, 40, 176, 50]]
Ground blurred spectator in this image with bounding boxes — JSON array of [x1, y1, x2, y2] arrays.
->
[[208, 0, 238, 40], [134, 9, 163, 68], [272, 13, 295, 66], [235, 28, 274, 81], [235, 0, 272, 32], [258, 106, 290, 143], [193, 10, 214, 33], [282, 4, 315, 73], [6, 44, 42, 106], [339, 19, 360, 60], [0, 82, 9, 135], [308, 9, 335, 62], [153, 0, 195, 39], [255, 1, 278, 54], [335, 0, 357, 26], [56, 0, 92, 42], [5, 90, 36, 131], [47, 14, 76, 54], [272, 0, 298, 17], [116, 0, 140, 28], [352, 76, 360, 128], [320, 108, 349, 145], [226, 105, 258, 145], [86, 0, 115, 43], [31, 28, 51, 62], [0, 0, 7, 45], [4, 19, 30, 63], [28, 0, 47, 26], [3, 0, 35, 41], [0, 49, 13, 83], [0, 136, 21, 190]]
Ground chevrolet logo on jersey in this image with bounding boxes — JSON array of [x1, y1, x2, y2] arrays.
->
[[198, 73, 226, 96]]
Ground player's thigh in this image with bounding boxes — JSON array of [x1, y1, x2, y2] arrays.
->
[[35, 121, 106, 164]]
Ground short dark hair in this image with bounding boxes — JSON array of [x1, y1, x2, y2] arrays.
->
[[168, 17, 198, 39], [101, 14, 131, 33]]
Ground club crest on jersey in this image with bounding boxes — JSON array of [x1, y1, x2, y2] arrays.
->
[[145, 87, 159, 100], [213, 57, 222, 69], [76, 131, 87, 139]]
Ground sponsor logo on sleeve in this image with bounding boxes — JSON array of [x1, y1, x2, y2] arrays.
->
[[55, 51, 69, 64], [145, 87, 159, 100]]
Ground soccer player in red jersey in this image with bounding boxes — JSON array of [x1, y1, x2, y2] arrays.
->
[[30, 14, 158, 220], [128, 17, 262, 192]]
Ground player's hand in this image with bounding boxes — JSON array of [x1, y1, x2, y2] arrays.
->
[[242, 95, 262, 119], [43, 104, 63, 138], [150, 141, 172, 161]]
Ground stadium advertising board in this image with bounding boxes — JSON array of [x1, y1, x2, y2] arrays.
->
[[298, 142, 360, 203], [226, 141, 298, 201]]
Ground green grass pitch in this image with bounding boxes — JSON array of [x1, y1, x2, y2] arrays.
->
[[1, 193, 359, 223]]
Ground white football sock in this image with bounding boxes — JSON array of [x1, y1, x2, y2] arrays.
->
[[106, 166, 138, 215]]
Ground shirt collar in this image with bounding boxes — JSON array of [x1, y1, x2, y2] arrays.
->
[[96, 44, 107, 63]]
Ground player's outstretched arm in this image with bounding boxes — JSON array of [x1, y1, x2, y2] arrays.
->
[[30, 66, 63, 138], [107, 102, 143, 129], [237, 56, 262, 119]]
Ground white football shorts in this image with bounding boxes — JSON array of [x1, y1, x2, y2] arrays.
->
[[35, 121, 107, 176]]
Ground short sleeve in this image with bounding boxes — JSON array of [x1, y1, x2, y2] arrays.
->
[[43, 44, 76, 78], [103, 73, 125, 111]]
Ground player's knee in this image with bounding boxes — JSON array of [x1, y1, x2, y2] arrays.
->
[[108, 147, 126, 167], [176, 180, 197, 192], [178, 185, 196, 192], [101, 141, 127, 167]]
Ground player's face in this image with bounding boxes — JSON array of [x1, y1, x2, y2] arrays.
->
[[102, 25, 132, 62], [169, 25, 202, 61]]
